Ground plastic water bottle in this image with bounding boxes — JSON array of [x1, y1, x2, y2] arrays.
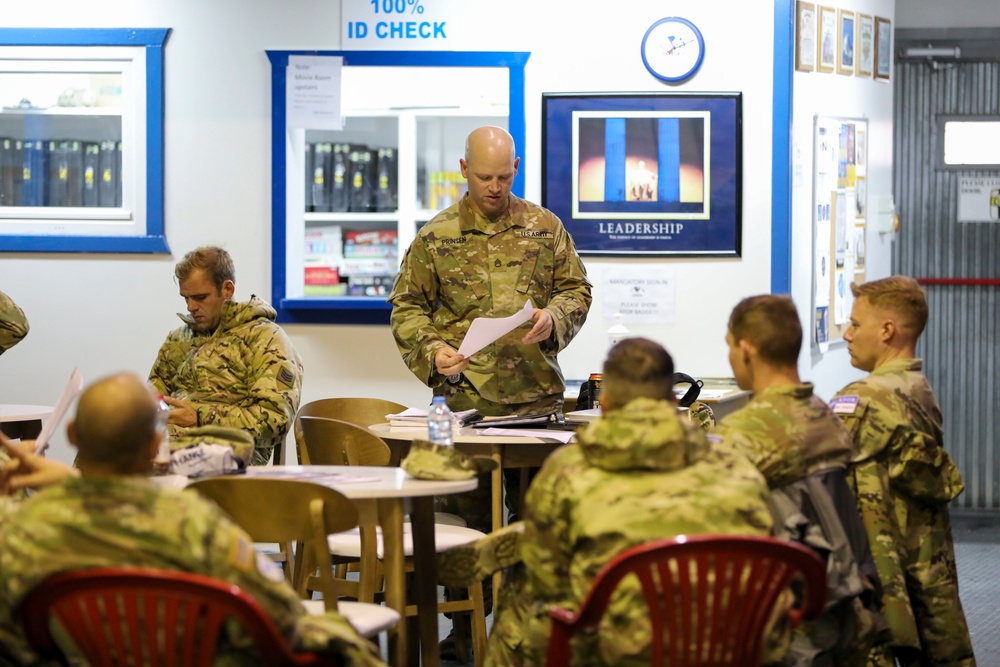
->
[[607, 313, 630, 350], [154, 395, 172, 474], [427, 396, 454, 447]]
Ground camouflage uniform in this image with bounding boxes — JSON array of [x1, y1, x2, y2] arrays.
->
[[833, 359, 974, 667], [389, 193, 592, 605], [714, 383, 886, 665], [486, 397, 774, 667], [388, 193, 592, 417], [0, 290, 29, 355], [713, 384, 855, 488], [149, 297, 303, 467], [0, 476, 383, 666]]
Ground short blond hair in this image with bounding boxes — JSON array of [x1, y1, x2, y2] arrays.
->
[[851, 276, 928, 338]]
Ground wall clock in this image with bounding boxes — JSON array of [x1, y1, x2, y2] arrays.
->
[[641, 16, 705, 83]]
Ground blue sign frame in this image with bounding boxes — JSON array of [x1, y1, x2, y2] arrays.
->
[[542, 92, 742, 257]]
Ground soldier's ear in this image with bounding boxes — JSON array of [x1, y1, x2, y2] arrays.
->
[[221, 280, 235, 300], [738, 339, 754, 364], [880, 317, 896, 342]]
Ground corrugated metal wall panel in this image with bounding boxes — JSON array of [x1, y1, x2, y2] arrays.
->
[[893, 60, 1000, 509]]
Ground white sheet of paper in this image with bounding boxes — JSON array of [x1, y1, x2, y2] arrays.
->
[[478, 427, 575, 444], [456, 300, 534, 357], [35, 368, 84, 454]]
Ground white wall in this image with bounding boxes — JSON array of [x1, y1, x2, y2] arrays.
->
[[790, 0, 896, 400], [0, 0, 777, 465]]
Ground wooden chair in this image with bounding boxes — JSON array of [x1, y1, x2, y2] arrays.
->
[[21, 567, 341, 667], [299, 415, 488, 665], [187, 477, 399, 640], [545, 534, 827, 667], [294, 398, 408, 465]]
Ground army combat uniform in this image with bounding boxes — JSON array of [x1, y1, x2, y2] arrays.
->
[[833, 359, 974, 667], [714, 383, 886, 666], [388, 192, 592, 417], [486, 397, 774, 667], [0, 476, 383, 666], [0, 290, 29, 355], [389, 192, 592, 613], [149, 297, 303, 467]]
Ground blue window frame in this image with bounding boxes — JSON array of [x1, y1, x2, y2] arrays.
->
[[266, 50, 528, 325], [0, 28, 170, 253]]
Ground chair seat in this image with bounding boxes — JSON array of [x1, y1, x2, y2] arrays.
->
[[301, 599, 401, 638], [327, 523, 485, 560]]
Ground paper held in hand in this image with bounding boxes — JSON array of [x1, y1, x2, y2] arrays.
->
[[35, 368, 84, 454], [456, 300, 535, 358]]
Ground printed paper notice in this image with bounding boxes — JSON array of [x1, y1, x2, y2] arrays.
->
[[602, 266, 676, 324], [457, 300, 534, 357], [286, 55, 343, 130]]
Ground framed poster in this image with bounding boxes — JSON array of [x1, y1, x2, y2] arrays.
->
[[542, 92, 742, 256], [817, 6, 837, 73], [874, 16, 892, 81], [795, 1, 817, 72], [856, 14, 874, 77], [837, 10, 856, 75]]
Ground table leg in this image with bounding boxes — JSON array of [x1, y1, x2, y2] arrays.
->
[[490, 446, 504, 606], [410, 496, 440, 667], [378, 498, 408, 667]]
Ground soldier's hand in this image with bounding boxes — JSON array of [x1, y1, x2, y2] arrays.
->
[[162, 396, 198, 427], [0, 435, 76, 494], [521, 309, 553, 345], [435, 347, 468, 377]]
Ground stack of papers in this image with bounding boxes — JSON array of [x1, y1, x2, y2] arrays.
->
[[385, 407, 480, 427]]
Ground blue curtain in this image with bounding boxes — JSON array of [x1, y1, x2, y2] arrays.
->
[[658, 118, 680, 203], [604, 118, 626, 202]]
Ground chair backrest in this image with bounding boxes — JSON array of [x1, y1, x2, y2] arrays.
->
[[20, 567, 338, 667], [187, 477, 358, 611], [299, 416, 393, 467], [294, 398, 406, 464], [545, 534, 827, 667]]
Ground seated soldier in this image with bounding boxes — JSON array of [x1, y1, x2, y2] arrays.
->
[[712, 294, 886, 665], [0, 373, 381, 667], [484, 337, 775, 666], [0, 290, 29, 356], [148, 246, 303, 468], [833, 276, 974, 666]]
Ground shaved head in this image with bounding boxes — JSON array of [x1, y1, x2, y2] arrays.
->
[[70, 373, 159, 472], [464, 126, 516, 165]]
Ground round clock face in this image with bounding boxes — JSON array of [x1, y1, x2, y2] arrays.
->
[[641, 16, 705, 83]]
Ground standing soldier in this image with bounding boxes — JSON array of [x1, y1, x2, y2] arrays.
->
[[833, 276, 974, 666], [388, 126, 591, 652]]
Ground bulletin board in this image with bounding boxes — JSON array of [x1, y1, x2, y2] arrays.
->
[[812, 116, 867, 350]]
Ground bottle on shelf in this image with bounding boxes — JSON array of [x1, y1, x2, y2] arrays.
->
[[154, 395, 172, 475], [607, 312, 630, 350], [427, 395, 454, 447], [331, 143, 349, 212]]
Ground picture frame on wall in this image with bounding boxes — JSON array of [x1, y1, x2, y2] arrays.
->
[[817, 6, 837, 73], [541, 92, 743, 257], [874, 16, 892, 81], [856, 14, 875, 77], [838, 10, 856, 75], [796, 1, 817, 72]]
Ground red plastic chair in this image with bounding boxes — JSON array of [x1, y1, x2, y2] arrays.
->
[[545, 535, 827, 667], [20, 567, 340, 667]]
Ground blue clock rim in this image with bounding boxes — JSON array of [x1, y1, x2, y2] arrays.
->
[[641, 16, 706, 83]]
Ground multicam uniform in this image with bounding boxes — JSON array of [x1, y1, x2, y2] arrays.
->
[[388, 193, 592, 417], [833, 358, 974, 667], [149, 297, 303, 467], [486, 398, 774, 667], [0, 476, 383, 666], [0, 291, 28, 355], [713, 383, 885, 665]]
